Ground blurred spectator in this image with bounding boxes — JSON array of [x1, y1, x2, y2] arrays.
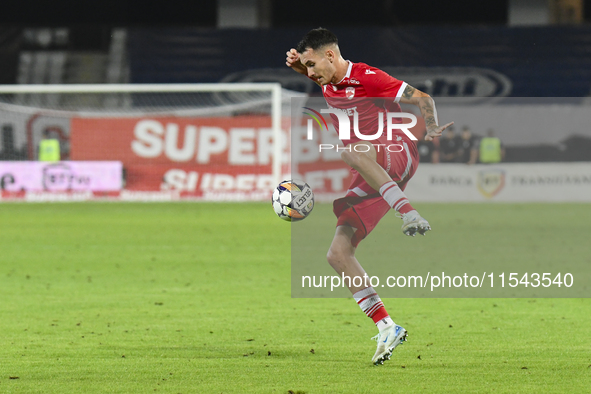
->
[[417, 139, 439, 163], [38, 129, 61, 162], [479, 128, 505, 163], [458, 126, 479, 165], [439, 126, 461, 163]]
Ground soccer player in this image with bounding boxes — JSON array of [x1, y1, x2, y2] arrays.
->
[[286, 28, 453, 365]]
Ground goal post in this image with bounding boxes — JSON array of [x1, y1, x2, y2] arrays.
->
[[0, 83, 297, 201]]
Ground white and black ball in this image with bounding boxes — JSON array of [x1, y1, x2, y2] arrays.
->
[[271, 180, 314, 222]]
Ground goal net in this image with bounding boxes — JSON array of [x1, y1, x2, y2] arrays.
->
[[0, 83, 302, 201]]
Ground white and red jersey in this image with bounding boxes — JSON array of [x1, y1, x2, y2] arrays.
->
[[321, 61, 408, 146]]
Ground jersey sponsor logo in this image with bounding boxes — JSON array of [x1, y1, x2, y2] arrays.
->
[[365, 69, 376, 75], [348, 78, 360, 84], [325, 105, 358, 117], [346, 87, 355, 99]]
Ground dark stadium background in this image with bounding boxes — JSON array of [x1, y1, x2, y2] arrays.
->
[[1, 1, 590, 95]]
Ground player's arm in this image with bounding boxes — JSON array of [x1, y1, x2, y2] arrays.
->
[[399, 85, 453, 141], [285, 49, 308, 76]]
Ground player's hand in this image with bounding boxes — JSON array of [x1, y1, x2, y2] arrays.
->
[[286, 48, 307, 75], [424, 121, 454, 141], [285, 48, 300, 67]]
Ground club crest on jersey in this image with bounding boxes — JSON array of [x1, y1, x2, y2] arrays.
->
[[346, 87, 355, 99]]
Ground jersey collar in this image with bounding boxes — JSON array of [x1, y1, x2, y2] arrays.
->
[[334, 61, 353, 85]]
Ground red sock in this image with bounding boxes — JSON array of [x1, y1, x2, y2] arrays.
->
[[353, 286, 388, 323], [371, 305, 389, 324]]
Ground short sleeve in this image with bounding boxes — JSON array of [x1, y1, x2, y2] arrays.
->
[[362, 67, 407, 102]]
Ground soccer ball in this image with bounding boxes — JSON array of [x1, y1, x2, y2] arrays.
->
[[271, 180, 314, 222]]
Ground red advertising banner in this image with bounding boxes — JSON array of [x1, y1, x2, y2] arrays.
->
[[70, 116, 289, 198]]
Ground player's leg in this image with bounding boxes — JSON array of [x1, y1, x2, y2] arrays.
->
[[326, 225, 366, 292], [340, 141, 391, 191], [327, 225, 407, 365], [341, 140, 430, 236]]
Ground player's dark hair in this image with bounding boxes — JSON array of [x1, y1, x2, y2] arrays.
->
[[296, 28, 338, 53]]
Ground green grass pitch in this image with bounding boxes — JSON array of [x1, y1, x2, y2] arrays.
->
[[0, 202, 589, 393]]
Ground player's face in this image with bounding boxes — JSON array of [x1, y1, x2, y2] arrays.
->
[[300, 48, 336, 85]]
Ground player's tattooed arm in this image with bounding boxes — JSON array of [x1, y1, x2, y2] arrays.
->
[[400, 84, 454, 141], [401, 84, 416, 100], [401, 85, 435, 128]]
